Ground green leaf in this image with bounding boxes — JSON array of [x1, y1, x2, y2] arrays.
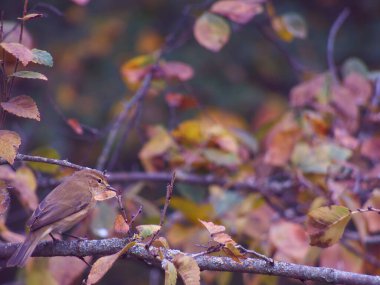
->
[[136, 224, 161, 239], [291, 142, 352, 174], [11, 71, 48, 80], [281, 13, 307, 39], [31, 49, 53, 67], [27, 147, 60, 173], [307, 205, 351, 247]]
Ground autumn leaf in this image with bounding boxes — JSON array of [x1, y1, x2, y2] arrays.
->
[[162, 259, 177, 285], [11, 70, 48, 80], [31, 49, 54, 67], [136, 224, 161, 239], [269, 221, 309, 262], [199, 219, 236, 244], [306, 205, 351, 248], [0, 187, 10, 216], [0, 42, 34, 66], [210, 0, 263, 24], [18, 13, 43, 21], [160, 61, 194, 81], [222, 242, 246, 263], [28, 147, 60, 174], [173, 254, 200, 285], [11, 166, 38, 211], [194, 12, 230, 52], [113, 214, 130, 237], [1, 95, 40, 121], [86, 241, 136, 284], [0, 130, 21, 164], [67, 118, 84, 135]]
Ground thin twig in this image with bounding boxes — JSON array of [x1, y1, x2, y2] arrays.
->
[[2, 239, 380, 285], [96, 70, 155, 170], [236, 245, 274, 265], [128, 205, 143, 228], [7, 0, 29, 98], [327, 8, 350, 84], [147, 172, 176, 248]]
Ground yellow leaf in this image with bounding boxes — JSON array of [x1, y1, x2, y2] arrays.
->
[[136, 224, 161, 239], [0, 130, 21, 164], [28, 147, 60, 174], [170, 197, 214, 222], [172, 120, 203, 146], [173, 254, 200, 285], [306, 205, 351, 247], [162, 259, 177, 285]]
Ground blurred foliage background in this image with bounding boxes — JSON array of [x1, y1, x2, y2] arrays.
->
[[1, 0, 380, 284]]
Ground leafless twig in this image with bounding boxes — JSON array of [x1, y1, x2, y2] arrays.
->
[[327, 8, 350, 83], [147, 172, 176, 248]]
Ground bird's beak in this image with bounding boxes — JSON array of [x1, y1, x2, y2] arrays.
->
[[106, 185, 117, 192]]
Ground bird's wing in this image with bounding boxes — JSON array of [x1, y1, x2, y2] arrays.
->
[[27, 180, 93, 232]]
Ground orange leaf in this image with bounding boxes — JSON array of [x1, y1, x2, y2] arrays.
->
[[0, 130, 21, 164], [113, 214, 129, 237], [1, 95, 40, 121], [67, 118, 84, 135]]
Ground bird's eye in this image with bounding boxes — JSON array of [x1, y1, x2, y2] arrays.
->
[[97, 179, 102, 183]]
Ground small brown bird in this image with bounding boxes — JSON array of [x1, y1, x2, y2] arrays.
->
[[7, 168, 117, 267]]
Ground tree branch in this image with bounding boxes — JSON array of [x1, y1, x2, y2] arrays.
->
[[1, 239, 379, 285]]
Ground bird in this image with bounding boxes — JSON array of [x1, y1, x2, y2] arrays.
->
[[7, 168, 117, 267]]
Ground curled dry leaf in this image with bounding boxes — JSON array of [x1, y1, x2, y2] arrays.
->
[[306, 205, 351, 248], [0, 42, 34, 66], [18, 13, 43, 21], [0, 130, 21, 164], [162, 259, 177, 285], [194, 12, 230, 52], [1, 95, 40, 121], [173, 254, 200, 285], [86, 241, 136, 285], [210, 0, 263, 24]]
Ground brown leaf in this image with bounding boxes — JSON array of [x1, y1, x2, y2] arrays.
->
[[18, 13, 43, 21], [222, 242, 246, 263], [343, 73, 371, 106], [290, 74, 328, 107], [86, 241, 136, 284], [269, 221, 309, 262], [113, 213, 129, 237], [0, 130, 21, 164], [173, 254, 200, 285], [0, 42, 34, 66], [320, 243, 363, 273], [11, 166, 38, 211], [163, 259, 177, 285], [194, 12, 230, 52], [0, 187, 10, 216], [1, 95, 40, 121], [264, 113, 301, 166], [199, 219, 236, 244], [67, 118, 84, 135], [199, 219, 226, 235], [361, 137, 380, 161], [160, 61, 194, 81], [50, 256, 91, 285], [210, 1, 263, 24]]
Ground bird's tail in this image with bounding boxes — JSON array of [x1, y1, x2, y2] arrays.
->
[[7, 229, 48, 267]]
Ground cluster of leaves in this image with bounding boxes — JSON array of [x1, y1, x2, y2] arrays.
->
[[2, 1, 380, 285]]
